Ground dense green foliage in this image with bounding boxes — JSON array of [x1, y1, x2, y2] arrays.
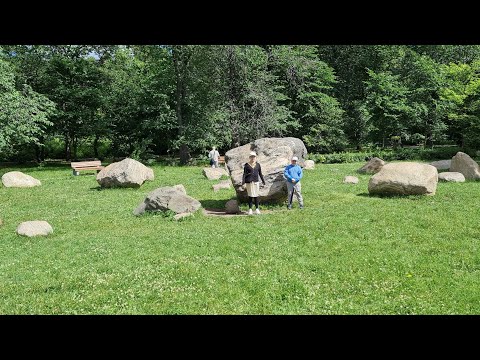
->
[[0, 56, 54, 158], [2, 45, 480, 162], [308, 146, 463, 164], [2, 163, 480, 314]]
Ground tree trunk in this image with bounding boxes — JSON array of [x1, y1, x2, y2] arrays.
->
[[34, 144, 41, 164], [179, 144, 191, 164], [93, 134, 99, 159], [64, 134, 71, 161], [72, 136, 78, 160]]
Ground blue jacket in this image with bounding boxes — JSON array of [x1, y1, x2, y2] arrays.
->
[[284, 164, 303, 183]]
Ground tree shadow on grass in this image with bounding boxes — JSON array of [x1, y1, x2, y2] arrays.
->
[[200, 199, 229, 210]]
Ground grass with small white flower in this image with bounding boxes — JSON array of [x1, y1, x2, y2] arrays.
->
[[1, 162, 479, 314]]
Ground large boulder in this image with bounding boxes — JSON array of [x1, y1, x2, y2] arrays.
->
[[368, 162, 438, 196], [450, 152, 480, 180], [430, 160, 451, 171], [357, 157, 385, 174], [97, 158, 154, 188], [304, 160, 315, 170], [133, 185, 201, 216], [225, 137, 307, 203], [203, 167, 228, 180], [2, 172, 41, 188], [16, 221, 53, 237], [438, 172, 465, 182]]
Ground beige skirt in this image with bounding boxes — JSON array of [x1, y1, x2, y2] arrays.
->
[[245, 182, 260, 197]]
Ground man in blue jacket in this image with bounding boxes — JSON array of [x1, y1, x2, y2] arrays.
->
[[284, 156, 304, 210]]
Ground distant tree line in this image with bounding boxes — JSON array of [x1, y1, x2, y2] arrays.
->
[[1, 45, 480, 163]]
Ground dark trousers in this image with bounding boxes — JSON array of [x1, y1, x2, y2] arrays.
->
[[248, 197, 260, 209]]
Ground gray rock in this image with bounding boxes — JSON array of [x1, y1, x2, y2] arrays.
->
[[225, 137, 307, 203], [450, 152, 480, 180], [173, 184, 186, 195], [133, 185, 201, 216], [343, 176, 359, 184], [304, 160, 315, 170], [213, 180, 232, 192], [203, 167, 228, 180], [16, 221, 53, 237], [438, 172, 465, 182], [368, 162, 438, 196], [357, 157, 386, 174], [430, 160, 451, 171], [2, 171, 41, 188], [225, 199, 240, 214], [97, 158, 154, 188]]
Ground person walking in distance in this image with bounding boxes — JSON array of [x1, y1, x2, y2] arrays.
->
[[208, 146, 220, 168], [284, 156, 304, 210], [242, 151, 266, 215]]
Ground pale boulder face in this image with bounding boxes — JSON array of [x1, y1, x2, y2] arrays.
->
[[96, 158, 154, 188], [203, 167, 228, 180], [16, 221, 53, 237], [450, 152, 480, 180], [2, 171, 41, 188], [133, 185, 201, 216], [225, 137, 307, 203], [438, 172, 465, 182], [304, 160, 315, 170], [368, 162, 438, 196], [357, 157, 386, 174], [343, 176, 359, 184]]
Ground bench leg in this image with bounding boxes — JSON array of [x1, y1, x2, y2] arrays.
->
[[73, 170, 80, 176]]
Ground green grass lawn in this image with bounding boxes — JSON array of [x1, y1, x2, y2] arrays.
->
[[1, 162, 480, 314]]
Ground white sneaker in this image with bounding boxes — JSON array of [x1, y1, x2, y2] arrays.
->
[[248, 209, 253, 215], [255, 208, 261, 215]]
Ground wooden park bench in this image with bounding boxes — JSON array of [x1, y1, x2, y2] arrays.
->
[[71, 160, 104, 176], [218, 156, 225, 166]]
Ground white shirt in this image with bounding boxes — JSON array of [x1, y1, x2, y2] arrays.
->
[[209, 150, 220, 161]]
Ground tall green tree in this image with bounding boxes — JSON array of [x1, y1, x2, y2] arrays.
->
[[269, 45, 346, 152], [361, 69, 412, 147], [440, 61, 480, 149], [103, 46, 175, 160], [0, 56, 54, 158], [208, 45, 292, 149], [399, 50, 449, 147]]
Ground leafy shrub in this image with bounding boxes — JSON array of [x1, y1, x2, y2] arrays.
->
[[308, 146, 463, 164]]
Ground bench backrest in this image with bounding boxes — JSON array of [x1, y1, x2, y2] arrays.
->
[[218, 156, 225, 163], [71, 160, 102, 168]]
